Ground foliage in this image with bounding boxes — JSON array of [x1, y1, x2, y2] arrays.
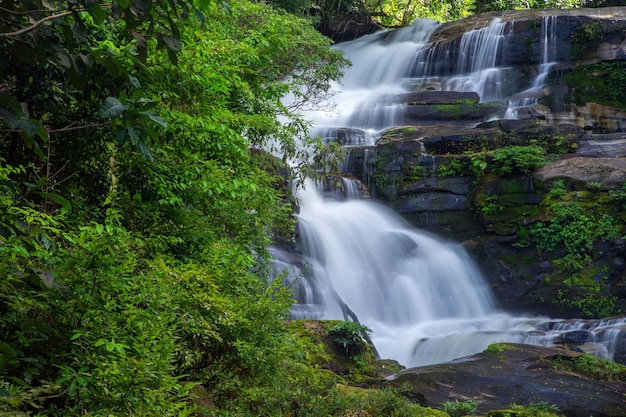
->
[[554, 289, 621, 319], [548, 180, 567, 199], [467, 145, 546, 179], [489, 145, 546, 176], [524, 202, 621, 272], [572, 354, 626, 382], [437, 158, 467, 177], [440, 399, 480, 417], [495, 402, 562, 417], [474, 193, 504, 216], [0, 0, 352, 415], [472, 0, 605, 13], [329, 321, 372, 355], [562, 61, 626, 109]]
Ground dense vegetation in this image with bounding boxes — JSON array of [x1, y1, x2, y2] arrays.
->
[[2, 0, 625, 415], [0, 0, 353, 415]]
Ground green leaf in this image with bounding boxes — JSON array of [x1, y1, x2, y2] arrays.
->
[[138, 139, 154, 161], [87, 3, 107, 25], [167, 48, 178, 66], [221, 1, 232, 14], [162, 35, 182, 52], [127, 126, 141, 146], [128, 75, 141, 89], [37, 192, 72, 213], [0, 93, 24, 118], [99, 97, 129, 118], [116, 127, 127, 145], [141, 112, 167, 128], [14, 119, 44, 139], [197, 0, 212, 10]]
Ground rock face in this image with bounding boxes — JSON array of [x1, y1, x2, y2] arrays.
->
[[334, 9, 626, 316], [384, 344, 626, 417]]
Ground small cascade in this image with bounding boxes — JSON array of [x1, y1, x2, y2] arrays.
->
[[446, 18, 508, 101], [505, 15, 558, 118], [305, 18, 441, 138]]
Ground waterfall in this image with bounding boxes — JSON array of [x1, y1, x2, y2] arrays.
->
[[275, 16, 626, 368], [505, 15, 558, 118]]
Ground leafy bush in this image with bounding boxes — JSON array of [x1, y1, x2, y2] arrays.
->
[[440, 399, 480, 417], [573, 354, 626, 381], [329, 321, 372, 355], [437, 159, 467, 177], [548, 180, 567, 199], [474, 193, 504, 216], [525, 202, 621, 272], [489, 145, 547, 175]]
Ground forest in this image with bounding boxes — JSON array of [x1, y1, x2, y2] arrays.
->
[[1, 0, 625, 416]]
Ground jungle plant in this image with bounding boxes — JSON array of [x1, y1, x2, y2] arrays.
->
[[489, 145, 546, 175], [440, 399, 480, 417], [554, 288, 621, 319], [329, 321, 372, 355], [548, 180, 567, 199], [525, 202, 621, 272], [573, 354, 626, 382], [437, 158, 467, 177], [474, 193, 504, 216]]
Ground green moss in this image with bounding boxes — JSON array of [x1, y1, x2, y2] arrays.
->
[[332, 385, 445, 417], [287, 320, 379, 384], [562, 61, 626, 109]]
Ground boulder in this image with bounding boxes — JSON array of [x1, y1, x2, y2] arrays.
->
[[385, 343, 626, 417], [533, 157, 626, 190]]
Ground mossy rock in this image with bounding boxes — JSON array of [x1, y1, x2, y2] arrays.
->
[[286, 320, 379, 383], [332, 384, 449, 417]]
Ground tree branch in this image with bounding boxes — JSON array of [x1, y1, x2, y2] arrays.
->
[[0, 11, 73, 38], [0, 122, 111, 135]]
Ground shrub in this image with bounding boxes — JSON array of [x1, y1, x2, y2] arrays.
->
[[329, 321, 372, 355], [573, 354, 626, 381], [490, 145, 546, 175], [440, 399, 479, 417]]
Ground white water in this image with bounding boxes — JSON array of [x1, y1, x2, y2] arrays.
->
[[277, 17, 626, 368], [505, 15, 559, 119]]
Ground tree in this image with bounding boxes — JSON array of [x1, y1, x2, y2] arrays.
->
[[0, 0, 349, 415]]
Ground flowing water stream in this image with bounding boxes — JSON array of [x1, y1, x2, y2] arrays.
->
[[276, 17, 626, 368]]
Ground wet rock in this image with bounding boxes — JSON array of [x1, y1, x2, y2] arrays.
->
[[392, 91, 480, 105], [393, 192, 467, 213], [385, 344, 626, 417], [577, 133, 626, 157], [559, 330, 594, 345], [398, 177, 472, 196]]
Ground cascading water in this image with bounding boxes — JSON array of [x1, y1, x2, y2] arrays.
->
[[505, 15, 559, 119], [277, 17, 626, 368]]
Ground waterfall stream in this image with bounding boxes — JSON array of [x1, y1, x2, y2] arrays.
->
[[276, 17, 626, 368]]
